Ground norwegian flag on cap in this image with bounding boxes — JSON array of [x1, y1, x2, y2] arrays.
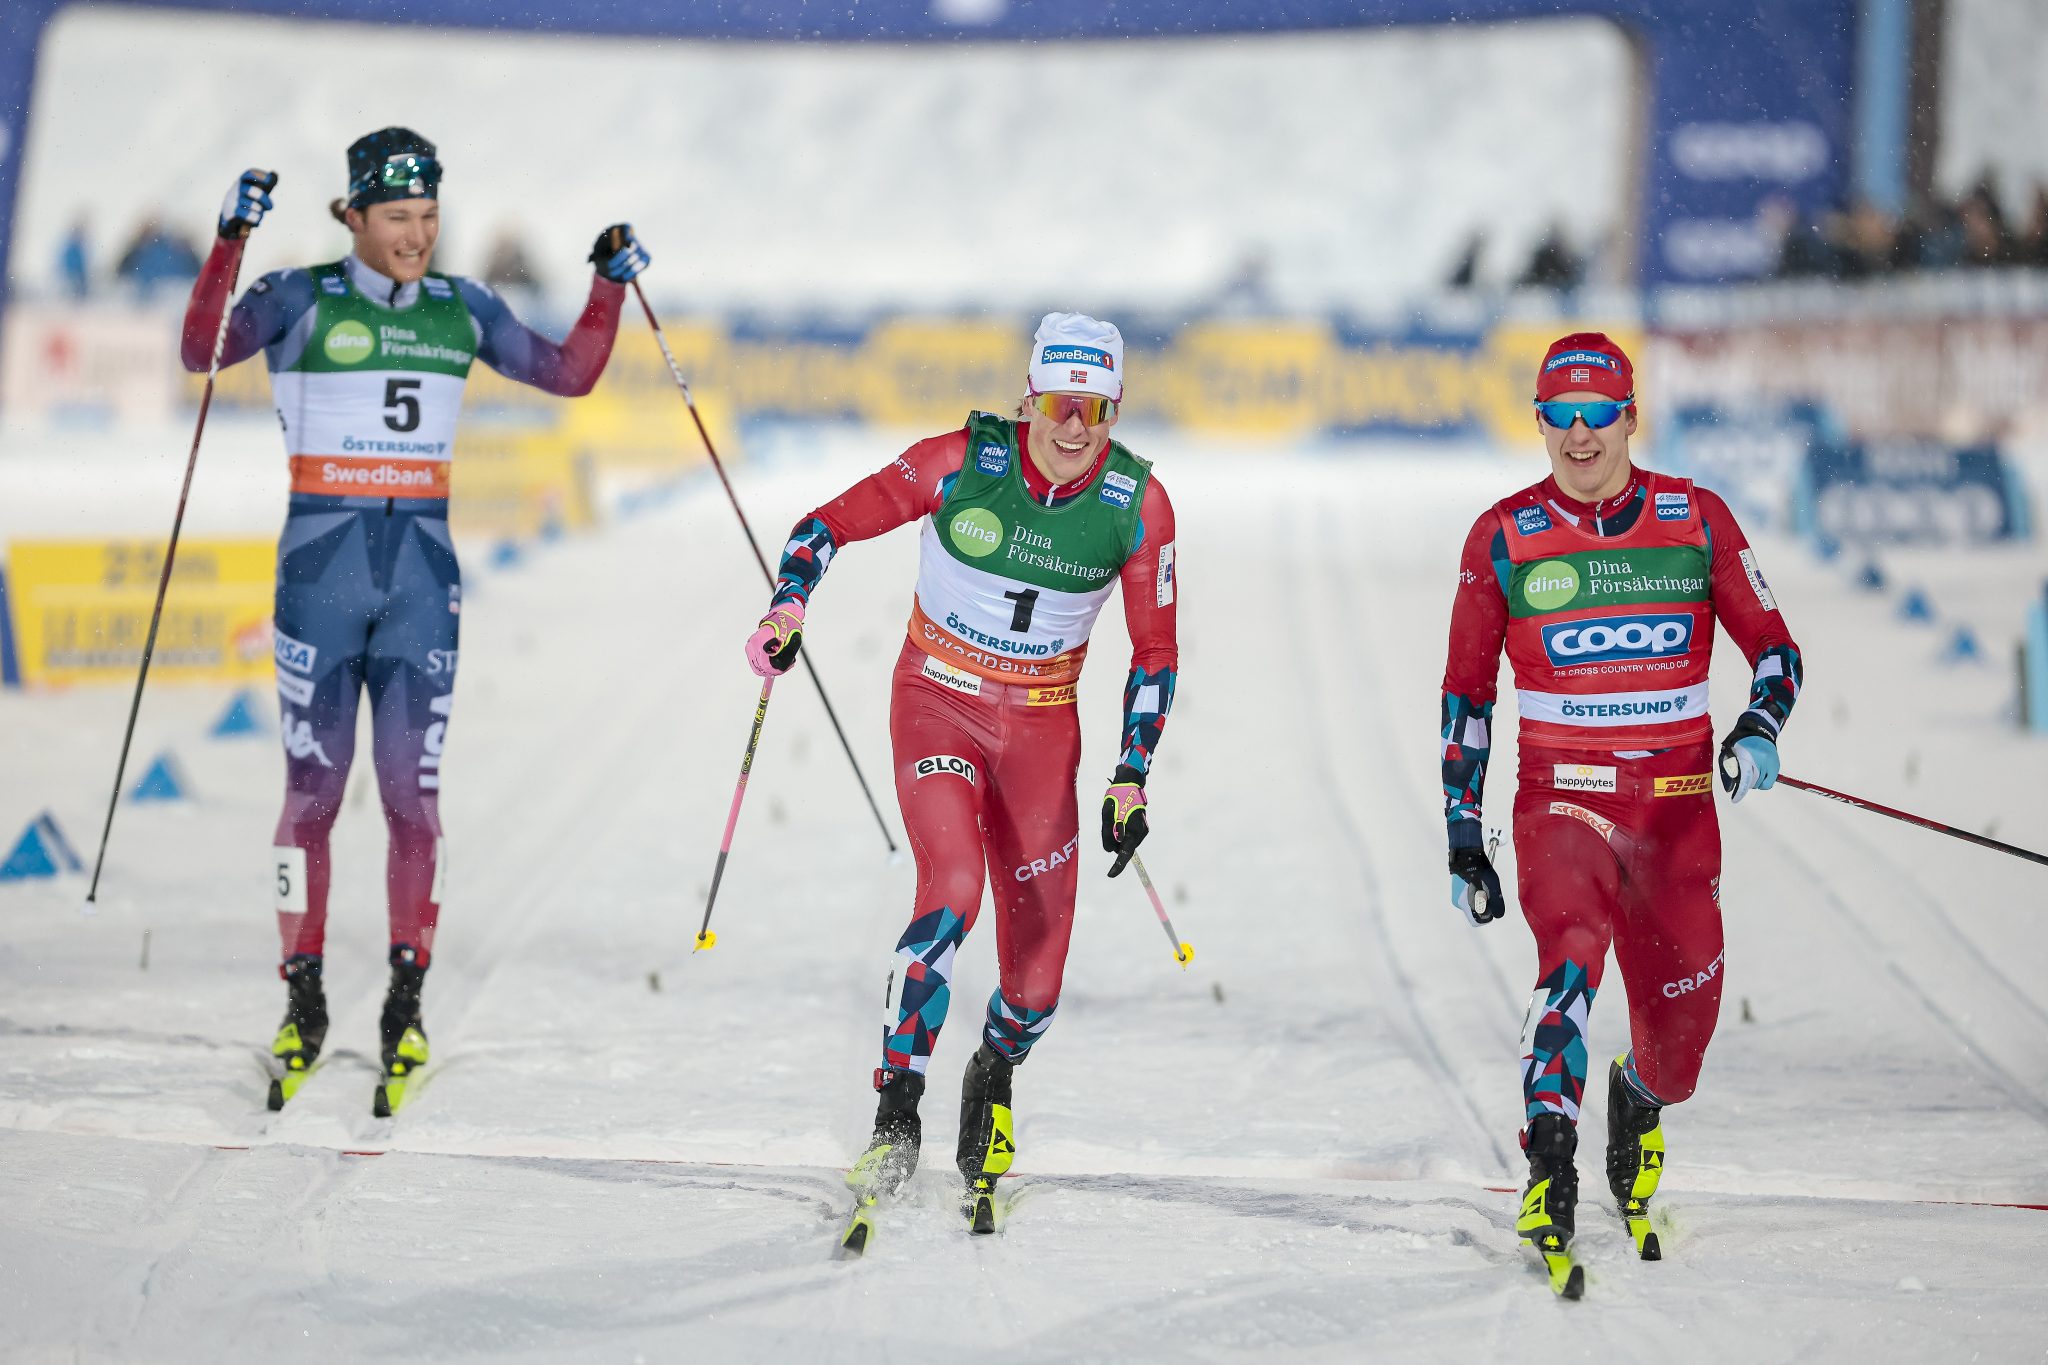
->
[[1535, 331, 1634, 402]]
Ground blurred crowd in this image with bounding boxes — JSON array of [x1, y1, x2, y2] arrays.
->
[[1766, 175, 2048, 279], [53, 214, 550, 301]]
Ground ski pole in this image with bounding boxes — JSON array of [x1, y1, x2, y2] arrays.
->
[[1771, 774, 2048, 868], [630, 281, 897, 858], [85, 175, 277, 908], [1128, 853, 1195, 969], [695, 677, 776, 950]]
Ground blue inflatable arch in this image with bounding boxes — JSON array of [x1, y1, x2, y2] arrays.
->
[[0, 0, 1855, 312]]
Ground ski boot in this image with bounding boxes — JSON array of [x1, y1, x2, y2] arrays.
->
[[1606, 1056, 1665, 1261], [1518, 1112, 1584, 1299], [372, 945, 429, 1118], [267, 955, 328, 1110], [840, 1068, 926, 1256], [956, 1043, 1016, 1235]]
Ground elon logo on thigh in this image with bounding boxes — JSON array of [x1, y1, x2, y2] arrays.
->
[[914, 754, 977, 784]]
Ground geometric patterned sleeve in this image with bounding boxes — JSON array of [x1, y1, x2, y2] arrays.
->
[[766, 428, 967, 609], [1441, 509, 1510, 848]]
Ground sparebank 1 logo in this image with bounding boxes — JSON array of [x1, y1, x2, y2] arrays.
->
[[1541, 614, 1694, 665], [1521, 559, 1581, 612], [323, 320, 375, 365], [950, 507, 1005, 558]]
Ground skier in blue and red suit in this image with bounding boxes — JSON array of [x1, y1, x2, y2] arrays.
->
[[181, 130, 650, 1113], [1439, 333, 1802, 1270]]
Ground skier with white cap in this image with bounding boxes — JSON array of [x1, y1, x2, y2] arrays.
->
[[743, 312, 1180, 1238]]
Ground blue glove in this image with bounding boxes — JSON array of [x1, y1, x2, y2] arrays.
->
[[1449, 845, 1505, 926], [218, 169, 278, 240], [588, 223, 650, 283], [1718, 713, 1781, 803]]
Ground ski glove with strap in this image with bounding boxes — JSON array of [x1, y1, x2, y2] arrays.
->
[[744, 601, 804, 678], [1717, 712, 1780, 804], [1101, 765, 1148, 878], [589, 224, 650, 284], [219, 169, 278, 240], [1449, 843, 1505, 926]]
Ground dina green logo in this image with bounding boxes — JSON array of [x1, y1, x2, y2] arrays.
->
[[323, 320, 375, 365], [1522, 559, 1581, 611], [950, 507, 1004, 558]]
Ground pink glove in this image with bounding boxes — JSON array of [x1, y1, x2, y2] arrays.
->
[[745, 602, 805, 677]]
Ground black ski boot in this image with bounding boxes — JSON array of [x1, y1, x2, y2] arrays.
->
[[957, 1043, 1016, 1234], [1605, 1056, 1665, 1260], [372, 945, 429, 1118], [1518, 1112, 1585, 1298], [849, 1068, 927, 1199], [267, 955, 327, 1110]]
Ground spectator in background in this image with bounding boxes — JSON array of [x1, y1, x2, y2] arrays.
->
[[481, 228, 544, 293], [1446, 232, 1484, 289], [1958, 177, 2012, 267], [1516, 223, 1581, 290], [1894, 194, 1964, 271], [2018, 186, 2048, 268], [115, 214, 203, 300], [59, 216, 91, 299]]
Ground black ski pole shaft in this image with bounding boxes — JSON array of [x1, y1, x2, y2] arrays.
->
[[696, 677, 776, 951], [1777, 775, 2048, 868], [630, 280, 897, 856], [86, 188, 273, 905]]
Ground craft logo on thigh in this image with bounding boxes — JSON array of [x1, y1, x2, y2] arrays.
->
[[1014, 834, 1080, 883], [914, 754, 978, 784], [1661, 949, 1726, 998], [1552, 764, 1618, 792], [1548, 800, 1616, 842], [1653, 772, 1713, 797]]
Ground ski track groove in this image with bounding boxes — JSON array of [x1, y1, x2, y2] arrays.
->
[[1284, 503, 1512, 1176], [1775, 790, 2048, 1039], [1746, 818, 2048, 1128]]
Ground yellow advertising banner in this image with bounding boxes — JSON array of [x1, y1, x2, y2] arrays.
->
[[7, 538, 274, 686]]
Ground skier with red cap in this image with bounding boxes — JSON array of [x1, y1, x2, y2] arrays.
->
[[1438, 332, 1802, 1296], [742, 311, 1178, 1246]]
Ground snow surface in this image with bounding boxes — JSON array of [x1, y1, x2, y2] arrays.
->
[[2, 427, 2046, 1360]]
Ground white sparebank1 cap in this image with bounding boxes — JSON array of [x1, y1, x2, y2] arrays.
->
[[1027, 312, 1124, 402]]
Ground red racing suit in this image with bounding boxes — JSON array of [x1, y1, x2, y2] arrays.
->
[[770, 417, 1178, 1076], [1441, 468, 1801, 1121]]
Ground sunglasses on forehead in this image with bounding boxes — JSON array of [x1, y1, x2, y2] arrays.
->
[[1029, 391, 1118, 426], [1535, 397, 1634, 431], [360, 153, 441, 197]]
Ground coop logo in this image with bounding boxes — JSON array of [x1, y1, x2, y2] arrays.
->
[[1662, 949, 1726, 998], [914, 754, 978, 784], [1039, 345, 1112, 370], [1515, 505, 1553, 536], [1543, 350, 1617, 375], [322, 320, 375, 365], [1541, 615, 1694, 665], [950, 507, 1004, 557], [1656, 491, 1691, 521], [975, 442, 1010, 476], [1670, 120, 1828, 183]]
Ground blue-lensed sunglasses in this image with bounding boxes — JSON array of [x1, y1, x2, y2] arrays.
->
[[1535, 397, 1634, 431]]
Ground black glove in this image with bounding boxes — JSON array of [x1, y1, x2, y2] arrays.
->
[[1101, 763, 1149, 878], [1449, 846, 1505, 926], [1717, 712, 1782, 803], [588, 223, 650, 283]]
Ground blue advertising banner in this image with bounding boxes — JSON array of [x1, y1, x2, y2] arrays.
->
[[1796, 438, 2035, 548]]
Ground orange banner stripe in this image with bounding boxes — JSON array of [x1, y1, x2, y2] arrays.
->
[[289, 455, 451, 499]]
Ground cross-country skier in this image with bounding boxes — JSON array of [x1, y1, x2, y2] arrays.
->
[[179, 129, 650, 1115], [743, 313, 1179, 1234], [1438, 332, 1802, 1293]]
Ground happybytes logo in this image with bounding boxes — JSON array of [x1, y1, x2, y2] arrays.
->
[[950, 507, 1005, 558]]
